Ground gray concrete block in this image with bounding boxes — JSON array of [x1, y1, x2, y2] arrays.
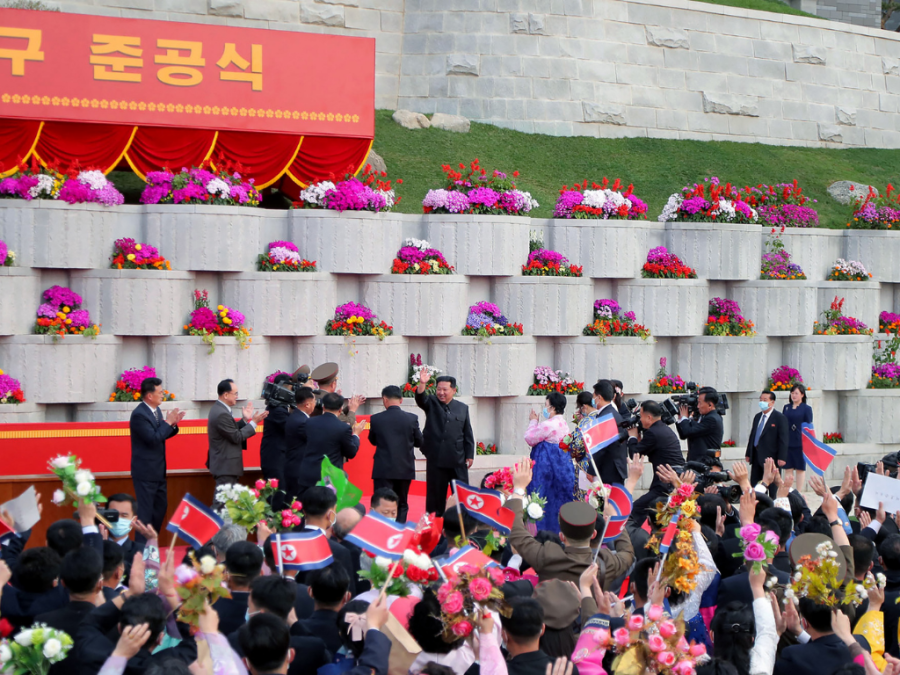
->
[[299, 2, 343, 25], [645, 25, 690, 49], [701, 91, 759, 116], [793, 44, 827, 65], [583, 101, 627, 124]]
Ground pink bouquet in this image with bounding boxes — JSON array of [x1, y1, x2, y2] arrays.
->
[[437, 564, 510, 643], [732, 522, 778, 573]]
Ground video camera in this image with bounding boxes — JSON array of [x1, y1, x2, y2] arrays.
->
[[97, 508, 120, 524], [669, 383, 729, 418], [621, 398, 676, 428], [676, 459, 742, 503], [858, 453, 900, 483], [261, 380, 296, 407]]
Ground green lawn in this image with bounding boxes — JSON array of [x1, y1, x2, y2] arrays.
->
[[372, 109, 900, 228], [692, 0, 821, 19]]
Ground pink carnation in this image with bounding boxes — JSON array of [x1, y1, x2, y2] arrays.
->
[[451, 620, 473, 637], [441, 591, 464, 614], [469, 577, 493, 601]]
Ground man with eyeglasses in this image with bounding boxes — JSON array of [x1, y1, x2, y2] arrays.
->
[[208, 378, 268, 486]]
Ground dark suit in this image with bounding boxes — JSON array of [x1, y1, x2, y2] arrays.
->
[[297, 609, 342, 655], [586, 403, 627, 484], [295, 413, 360, 498], [773, 633, 854, 675], [293, 530, 356, 596], [507, 649, 554, 675], [339, 538, 369, 594], [676, 410, 723, 462], [283, 409, 310, 501], [368, 405, 423, 522], [414, 391, 475, 515], [627, 420, 684, 525], [37, 600, 97, 675], [207, 400, 256, 484], [260, 403, 292, 508], [212, 590, 249, 636], [883, 569, 900, 657], [129, 401, 179, 544], [228, 629, 330, 675], [746, 407, 790, 484], [716, 564, 790, 608]]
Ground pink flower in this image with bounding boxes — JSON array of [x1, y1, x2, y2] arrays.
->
[[647, 604, 664, 621], [676, 636, 690, 653], [282, 510, 292, 518], [459, 564, 480, 575], [255, 479, 266, 490], [658, 652, 676, 667], [764, 530, 780, 545], [282, 518, 291, 528], [437, 582, 455, 603], [673, 661, 696, 675], [744, 541, 767, 561], [658, 621, 677, 638], [174, 565, 199, 585], [269, 479, 279, 489], [487, 567, 505, 586], [647, 635, 667, 653], [613, 628, 631, 646], [593, 629, 610, 648], [452, 620, 473, 637], [626, 614, 645, 631], [291, 501, 302, 510], [291, 515, 301, 526], [739, 523, 761, 541], [677, 483, 694, 498], [689, 644, 707, 657], [442, 591, 464, 614], [470, 577, 493, 601]]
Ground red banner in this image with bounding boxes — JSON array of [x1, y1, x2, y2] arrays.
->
[[0, 9, 374, 137]]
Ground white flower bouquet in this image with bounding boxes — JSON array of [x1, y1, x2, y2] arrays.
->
[[48, 455, 106, 507], [522, 492, 547, 524], [0, 622, 73, 675]]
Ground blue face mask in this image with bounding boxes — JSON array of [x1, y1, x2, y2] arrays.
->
[[109, 518, 133, 539], [245, 609, 260, 623], [541, 407, 551, 419], [758, 400, 770, 411]]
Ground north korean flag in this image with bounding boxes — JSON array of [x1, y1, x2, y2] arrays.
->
[[603, 515, 628, 543], [344, 511, 415, 560], [272, 531, 334, 572], [658, 511, 681, 555], [453, 481, 516, 535], [606, 484, 633, 519], [801, 423, 837, 477], [166, 494, 224, 550], [436, 545, 499, 578], [580, 414, 621, 453]]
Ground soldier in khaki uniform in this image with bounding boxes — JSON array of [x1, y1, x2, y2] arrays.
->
[[294, 362, 363, 425]]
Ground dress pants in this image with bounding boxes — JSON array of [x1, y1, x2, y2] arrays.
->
[[425, 464, 468, 517], [132, 479, 167, 546], [373, 478, 411, 523], [749, 461, 778, 486], [215, 474, 240, 487], [630, 484, 671, 528], [261, 462, 286, 511]]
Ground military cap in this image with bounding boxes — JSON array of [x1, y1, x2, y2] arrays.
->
[[559, 501, 597, 541], [310, 362, 339, 386], [292, 364, 310, 384], [788, 532, 848, 585]]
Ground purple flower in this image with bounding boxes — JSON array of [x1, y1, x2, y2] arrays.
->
[[269, 241, 299, 253], [37, 303, 58, 319], [0, 373, 22, 397], [173, 182, 207, 204], [43, 285, 82, 309], [873, 363, 900, 379], [189, 306, 219, 332], [322, 178, 385, 213], [553, 190, 584, 219], [227, 308, 246, 327], [467, 187, 500, 212], [334, 302, 376, 321], [120, 366, 156, 392], [594, 299, 621, 316], [880, 311, 900, 325], [67, 309, 91, 329], [0, 239, 7, 264]]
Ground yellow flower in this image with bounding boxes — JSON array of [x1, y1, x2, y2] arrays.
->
[[0, 369, 4, 375], [65, 318, 72, 324], [126, 254, 136, 261], [135, 244, 142, 251], [217, 305, 224, 311], [681, 500, 697, 518], [223, 317, 232, 325], [63, 306, 70, 313], [219, 311, 227, 317]]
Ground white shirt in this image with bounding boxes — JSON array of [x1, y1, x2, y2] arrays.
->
[[755, 409, 772, 444], [142, 400, 158, 416]]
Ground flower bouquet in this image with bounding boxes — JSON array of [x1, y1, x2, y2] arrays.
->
[[646, 485, 702, 594], [184, 289, 252, 353], [760, 228, 806, 280], [722, 439, 736, 447], [880, 311, 900, 334], [788, 538, 882, 608], [298, 164, 400, 213], [522, 248, 583, 277], [325, 302, 393, 340], [583, 299, 651, 341], [257, 241, 316, 272], [48, 455, 106, 507], [174, 552, 232, 629], [34, 285, 99, 338], [392, 238, 453, 275], [483, 461, 534, 494], [403, 354, 440, 397], [704, 298, 756, 337], [0, 622, 73, 675], [462, 301, 524, 338], [0, 239, 15, 266], [732, 523, 779, 573], [110, 238, 170, 270], [812, 297, 872, 336], [585, 482, 609, 514], [768, 365, 803, 391], [422, 158, 538, 215], [109, 366, 174, 403], [553, 178, 649, 220], [846, 185, 900, 229], [742, 181, 818, 228], [827, 259, 872, 281], [641, 247, 698, 279], [359, 551, 439, 597], [0, 367, 25, 404], [527, 366, 583, 395], [215, 480, 303, 532], [823, 432, 843, 444], [437, 565, 510, 642], [476, 441, 497, 456], [649, 358, 686, 394], [659, 177, 758, 224], [141, 163, 260, 206]]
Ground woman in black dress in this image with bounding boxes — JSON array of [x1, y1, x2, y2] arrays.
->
[[782, 383, 813, 492]]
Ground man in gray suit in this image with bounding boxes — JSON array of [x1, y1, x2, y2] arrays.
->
[[207, 379, 268, 486]]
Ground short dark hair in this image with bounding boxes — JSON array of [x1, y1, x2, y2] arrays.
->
[[805, 514, 834, 538], [46, 519, 83, 558], [225, 541, 263, 582], [419, 665, 457, 675], [61, 546, 103, 594], [575, 391, 594, 408], [408, 591, 459, 654], [546, 392, 566, 415], [631, 556, 659, 602], [239, 613, 291, 673], [759, 508, 792, 546], [879, 534, 900, 571], [711, 602, 755, 675], [699, 389, 719, 406], [381, 385, 402, 400], [250, 575, 296, 620], [756, 515, 782, 547], [435, 375, 457, 389], [697, 493, 728, 531], [217, 379, 235, 396], [108, 493, 137, 512], [308, 564, 350, 606], [140, 377, 162, 398], [503, 597, 544, 641], [371, 487, 399, 509], [121, 593, 167, 647], [797, 597, 834, 632], [593, 379, 615, 402], [294, 386, 315, 404], [849, 534, 875, 575], [16, 547, 62, 593], [103, 540, 125, 578], [642, 400, 662, 418], [303, 486, 337, 516], [761, 390, 776, 402], [321, 392, 345, 411], [273, 373, 292, 386]]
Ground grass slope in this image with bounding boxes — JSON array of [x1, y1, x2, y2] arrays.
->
[[373, 109, 900, 228], [692, 0, 820, 19]]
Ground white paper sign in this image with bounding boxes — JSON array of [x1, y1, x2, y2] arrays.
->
[[859, 473, 900, 513], [0, 485, 41, 532]]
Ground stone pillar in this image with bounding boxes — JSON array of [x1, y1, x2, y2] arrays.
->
[[784, 335, 871, 390], [555, 337, 657, 393], [423, 215, 531, 276], [430, 336, 537, 396], [221, 272, 337, 336], [666, 222, 760, 280], [730, 281, 818, 336], [675, 336, 769, 392], [617, 279, 708, 336], [362, 275, 469, 336], [493, 277, 593, 336]]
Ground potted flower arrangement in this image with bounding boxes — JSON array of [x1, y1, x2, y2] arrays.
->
[[0, 622, 73, 674], [649, 358, 686, 394], [462, 301, 524, 339], [0, 159, 123, 206], [553, 178, 649, 220], [184, 289, 252, 353], [880, 311, 900, 334], [742, 180, 818, 228], [824, 432, 843, 443], [110, 238, 171, 270], [846, 185, 900, 229], [583, 299, 651, 341], [476, 441, 497, 455], [403, 354, 440, 397], [659, 177, 758, 224], [325, 302, 393, 340], [869, 334, 900, 389], [266, 370, 292, 383], [527, 367, 583, 395], [760, 228, 806, 279], [704, 298, 756, 336], [109, 366, 175, 403], [641, 247, 697, 279], [298, 164, 400, 213], [422, 158, 538, 216], [813, 297, 872, 336], [140, 163, 260, 206], [391, 238, 453, 275], [682, 300, 763, 391], [0, 239, 14, 266], [257, 241, 316, 272], [0, 367, 25, 404], [521, 247, 583, 277], [827, 259, 872, 281], [768, 366, 804, 391], [34, 285, 100, 338], [722, 439, 736, 447], [0, 159, 64, 200]]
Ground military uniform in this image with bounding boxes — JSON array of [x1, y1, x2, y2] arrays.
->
[[308, 362, 356, 425]]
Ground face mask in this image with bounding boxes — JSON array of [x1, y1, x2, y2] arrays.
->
[[245, 609, 260, 623], [541, 407, 551, 419], [758, 401, 770, 411], [109, 518, 133, 539]]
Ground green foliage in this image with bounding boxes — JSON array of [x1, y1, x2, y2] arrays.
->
[[317, 456, 362, 510]]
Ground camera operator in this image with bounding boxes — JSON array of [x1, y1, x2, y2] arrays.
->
[[626, 400, 684, 525], [260, 374, 294, 510], [675, 387, 724, 463]]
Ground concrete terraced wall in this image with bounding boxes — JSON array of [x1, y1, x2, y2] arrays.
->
[[0, 201, 898, 481], [46, 0, 900, 146]]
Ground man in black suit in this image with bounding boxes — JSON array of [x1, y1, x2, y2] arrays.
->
[[296, 564, 351, 655], [296, 487, 356, 595], [676, 387, 724, 462], [260, 373, 294, 511], [746, 390, 790, 485], [878, 534, 900, 656], [295, 393, 364, 499], [368, 385, 423, 522], [503, 597, 554, 675], [128, 376, 184, 546], [213, 541, 263, 636], [774, 598, 855, 675], [626, 401, 684, 526], [415, 370, 475, 516], [585, 379, 627, 484], [283, 387, 316, 502]]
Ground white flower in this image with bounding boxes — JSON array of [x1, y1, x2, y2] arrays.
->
[[766, 577, 776, 589], [0, 643, 10, 662], [269, 246, 302, 265], [50, 456, 71, 469], [78, 170, 109, 191], [828, 551, 838, 558], [588, 495, 599, 510], [658, 193, 682, 222], [206, 178, 231, 198], [715, 198, 736, 221], [43, 638, 61, 659], [374, 556, 391, 570], [404, 238, 430, 251], [793, 573, 802, 582], [377, 188, 396, 209], [581, 190, 607, 210], [199, 556, 216, 574], [877, 573, 886, 587], [7, 250, 14, 263], [299, 180, 335, 207], [14, 630, 33, 646], [526, 503, 544, 520], [403, 549, 418, 566], [74, 469, 92, 484], [512, 189, 538, 212], [784, 588, 795, 599], [52, 489, 66, 505], [76, 481, 91, 496], [28, 174, 56, 199]]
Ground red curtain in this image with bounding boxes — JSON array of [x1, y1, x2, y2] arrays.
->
[[125, 126, 218, 179], [213, 130, 302, 189], [0, 120, 43, 177], [35, 122, 136, 173], [276, 135, 373, 199]]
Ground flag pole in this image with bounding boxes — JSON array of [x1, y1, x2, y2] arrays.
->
[[451, 480, 469, 547], [379, 557, 404, 600], [275, 532, 284, 576], [167, 531, 178, 564], [592, 516, 611, 564]]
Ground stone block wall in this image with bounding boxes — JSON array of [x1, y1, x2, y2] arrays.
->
[[1, 203, 898, 479]]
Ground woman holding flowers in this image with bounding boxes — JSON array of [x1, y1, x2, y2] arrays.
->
[[524, 391, 575, 533], [782, 384, 813, 492]]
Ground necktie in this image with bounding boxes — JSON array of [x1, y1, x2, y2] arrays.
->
[[754, 413, 766, 447], [155, 407, 163, 425]]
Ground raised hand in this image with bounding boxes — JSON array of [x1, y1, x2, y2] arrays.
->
[[352, 420, 366, 435], [876, 501, 887, 524], [112, 623, 151, 659], [655, 464, 681, 487], [850, 466, 863, 495], [715, 505, 726, 537], [252, 409, 268, 424], [132, 519, 158, 542], [808, 474, 827, 498], [730, 460, 751, 493], [165, 408, 181, 426], [347, 394, 364, 413], [242, 401, 254, 421], [129, 552, 146, 596], [762, 457, 777, 486], [512, 459, 533, 492], [739, 489, 757, 525], [859, 510, 872, 530], [366, 594, 389, 631]]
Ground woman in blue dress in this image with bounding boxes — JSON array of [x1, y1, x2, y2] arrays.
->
[[782, 383, 813, 492], [524, 391, 575, 533]]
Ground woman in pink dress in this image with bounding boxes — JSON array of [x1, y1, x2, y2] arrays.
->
[[524, 391, 574, 532]]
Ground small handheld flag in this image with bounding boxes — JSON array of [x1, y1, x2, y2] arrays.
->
[[801, 423, 837, 477], [606, 484, 633, 519], [435, 545, 499, 577], [453, 481, 515, 535], [272, 531, 334, 572], [658, 511, 682, 555], [579, 414, 621, 454], [344, 511, 415, 560], [166, 494, 224, 550], [603, 515, 628, 543], [317, 456, 362, 511]]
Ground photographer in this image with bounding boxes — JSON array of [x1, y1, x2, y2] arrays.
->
[[626, 400, 684, 525], [675, 387, 724, 462], [260, 373, 294, 510]]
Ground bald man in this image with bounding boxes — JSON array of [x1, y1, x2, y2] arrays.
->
[[332, 507, 367, 593]]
